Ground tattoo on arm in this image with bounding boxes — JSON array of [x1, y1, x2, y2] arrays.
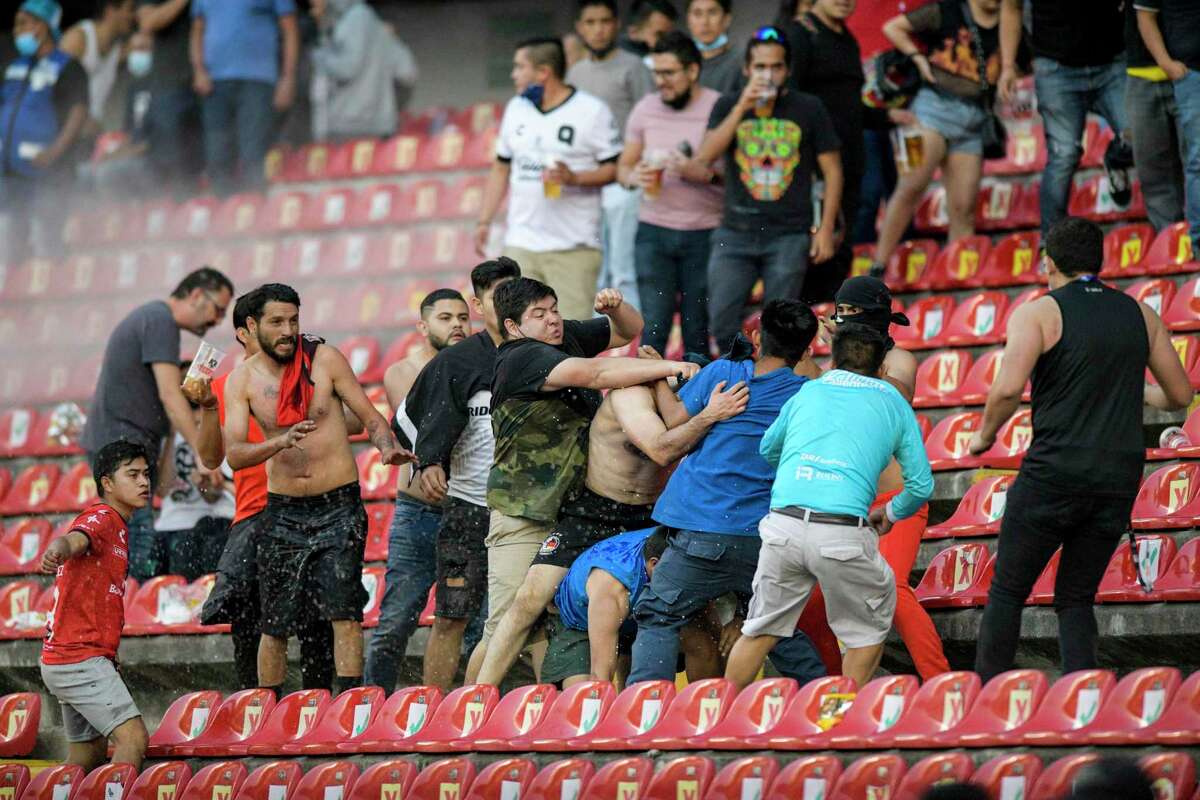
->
[[366, 418, 393, 453]]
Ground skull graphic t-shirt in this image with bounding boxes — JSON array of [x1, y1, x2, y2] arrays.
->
[[707, 89, 840, 232]]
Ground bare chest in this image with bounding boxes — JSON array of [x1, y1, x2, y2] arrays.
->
[[247, 368, 338, 434]]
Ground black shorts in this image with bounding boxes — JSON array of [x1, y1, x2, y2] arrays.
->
[[532, 487, 655, 569], [258, 483, 368, 637], [434, 497, 490, 620], [199, 512, 262, 626]]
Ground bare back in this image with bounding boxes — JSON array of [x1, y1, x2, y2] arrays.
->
[[586, 388, 671, 506], [385, 347, 436, 504]]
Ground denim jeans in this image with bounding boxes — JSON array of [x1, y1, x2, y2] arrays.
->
[[852, 128, 898, 245], [633, 222, 712, 355], [1033, 56, 1127, 235], [629, 529, 825, 684], [201, 79, 277, 195], [706, 227, 811, 350], [1172, 70, 1200, 245], [600, 184, 642, 312], [1127, 75, 1185, 231], [144, 85, 203, 197], [126, 506, 165, 582]]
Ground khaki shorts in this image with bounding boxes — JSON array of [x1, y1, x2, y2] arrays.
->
[[502, 246, 602, 321], [743, 512, 896, 648], [482, 511, 553, 644], [40, 657, 141, 742]]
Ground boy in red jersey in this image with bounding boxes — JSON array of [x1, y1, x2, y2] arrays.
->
[[39, 440, 151, 769]]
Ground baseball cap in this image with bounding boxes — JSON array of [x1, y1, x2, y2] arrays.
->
[[19, 0, 63, 40]]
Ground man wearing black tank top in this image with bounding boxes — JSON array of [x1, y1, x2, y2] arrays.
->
[[968, 217, 1193, 682]]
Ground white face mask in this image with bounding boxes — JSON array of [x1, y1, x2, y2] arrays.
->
[[128, 50, 152, 77]]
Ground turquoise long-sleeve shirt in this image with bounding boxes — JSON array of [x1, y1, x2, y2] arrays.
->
[[760, 369, 934, 521]]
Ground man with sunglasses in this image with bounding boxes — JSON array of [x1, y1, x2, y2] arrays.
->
[[82, 267, 235, 580]]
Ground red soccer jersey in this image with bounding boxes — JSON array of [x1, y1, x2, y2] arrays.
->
[[41, 503, 130, 664], [213, 373, 269, 523]]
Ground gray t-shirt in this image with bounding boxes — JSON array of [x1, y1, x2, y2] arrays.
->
[[566, 49, 654, 132], [82, 300, 181, 458], [699, 47, 744, 95]]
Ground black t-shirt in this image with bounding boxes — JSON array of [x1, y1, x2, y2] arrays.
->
[[707, 89, 840, 232], [137, 0, 192, 90], [1030, 0, 1123, 67], [906, 0, 1001, 101], [1135, 0, 1200, 72], [492, 317, 612, 415]]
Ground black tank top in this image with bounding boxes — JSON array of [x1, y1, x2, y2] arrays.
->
[[1020, 278, 1148, 496]]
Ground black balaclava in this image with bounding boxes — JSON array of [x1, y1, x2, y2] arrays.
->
[[833, 276, 910, 350]]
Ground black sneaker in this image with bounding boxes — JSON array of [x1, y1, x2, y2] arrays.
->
[[1104, 136, 1134, 207], [868, 261, 886, 279]]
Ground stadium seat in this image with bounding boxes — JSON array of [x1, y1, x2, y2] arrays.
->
[[241, 689, 333, 756], [123, 575, 192, 635], [339, 685, 443, 754], [1157, 539, 1200, 601], [124, 763, 191, 800], [455, 684, 558, 752], [703, 757, 779, 800], [0, 581, 43, 637], [363, 503, 393, 563], [986, 121, 1046, 175], [510, 680, 618, 751], [18, 766, 84, 800], [372, 133, 423, 174], [893, 296, 956, 351], [213, 193, 265, 239], [1131, 463, 1200, 529], [1028, 549, 1063, 605], [805, 675, 915, 750], [1159, 334, 1200, 388], [75, 765, 137, 800], [977, 408, 1033, 469], [1145, 222, 1197, 275], [626, 678, 733, 751], [1146, 407, 1200, 460], [146, 690, 223, 758], [283, 141, 333, 182], [0, 693, 40, 757], [926, 475, 1013, 539], [179, 688, 276, 757], [1126, 278, 1178, 318], [0, 409, 36, 458], [1068, 666, 1182, 746], [883, 239, 940, 291], [893, 752, 974, 800], [169, 197, 219, 240], [1153, 670, 1200, 746], [924, 236, 992, 289], [1163, 276, 1200, 332], [1028, 753, 1100, 800], [439, 175, 487, 220], [765, 756, 841, 799], [1102, 223, 1154, 278], [912, 351, 972, 408], [361, 566, 385, 628], [176, 763, 246, 800], [294, 763, 359, 800], [407, 759, 475, 800], [942, 291, 1009, 347], [924, 412, 985, 471], [576, 758, 652, 800], [1069, 174, 1135, 223], [828, 754, 905, 800], [418, 128, 469, 171], [346, 761, 418, 800], [1095, 534, 1177, 602], [0, 463, 60, 515], [969, 754, 1042, 800], [944, 348, 1016, 407], [238, 762, 302, 800], [976, 179, 1023, 231], [568, 679, 676, 750], [336, 336, 382, 382], [931, 669, 1048, 748], [642, 756, 713, 800], [279, 686, 386, 755], [914, 184, 948, 234], [1139, 752, 1196, 800], [407, 684, 501, 752], [357, 450, 399, 501], [463, 758, 536, 800], [698, 678, 798, 749], [42, 462, 96, 513], [1019, 669, 1116, 746], [978, 230, 1042, 287], [327, 138, 380, 180], [260, 191, 310, 235], [0, 518, 52, 575], [752, 675, 856, 749], [0, 766, 30, 800], [307, 188, 357, 231], [348, 184, 404, 228], [914, 544, 991, 609]]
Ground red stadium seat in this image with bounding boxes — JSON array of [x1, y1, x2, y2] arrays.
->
[[1132, 463, 1200, 529], [0, 519, 52, 575], [408, 684, 501, 753], [463, 758, 536, 800], [238, 762, 302, 800], [60, 254, 105, 299], [293, 141, 336, 182], [942, 291, 1009, 347], [373, 134, 424, 175], [1001, 286, 1049, 336], [0, 693, 40, 757], [212, 193, 265, 239], [985, 122, 1046, 175], [1126, 278, 1178, 318], [440, 175, 487, 220], [168, 197, 220, 240], [771, 756, 843, 799], [525, 760, 595, 800], [1102, 223, 1155, 278], [146, 690, 223, 757], [279, 686, 386, 755], [0, 463, 60, 515], [1140, 753, 1197, 800], [136, 199, 176, 243], [977, 230, 1042, 287], [125, 763, 190, 800], [176, 762, 247, 800], [1146, 407, 1200, 460], [757, 675, 859, 749], [456, 684, 558, 752], [0, 409, 37, 458], [627, 678, 733, 751], [828, 754, 905, 800], [930, 669, 1048, 748], [418, 128, 469, 171], [883, 239, 940, 292], [361, 566, 385, 628], [579, 757, 652, 800], [893, 296, 955, 351], [924, 412, 985, 471], [241, 689, 332, 756], [1145, 222, 1198, 275], [76, 765, 138, 800], [1068, 174, 1133, 223], [349, 184, 405, 227], [874, 672, 982, 749], [926, 475, 1013, 539], [340, 685, 444, 754], [294, 763, 359, 800], [1019, 670, 1116, 746], [976, 178, 1023, 231], [181, 689, 276, 757], [260, 191, 310, 235], [1154, 671, 1200, 745], [824, 675, 921, 749], [643, 756, 713, 800], [1095, 534, 1176, 602], [894, 753, 973, 800], [969, 754, 1042, 800], [346, 761, 418, 800], [912, 350, 972, 408], [1028, 549, 1063, 605], [0, 581, 40, 637], [923, 236, 992, 290], [704, 757, 779, 800], [568, 680, 676, 750], [123, 575, 191, 635], [338, 336, 380, 380], [1028, 753, 1100, 800], [699, 677, 798, 749], [977, 408, 1033, 469], [510, 680, 618, 752], [915, 544, 992, 609], [0, 766, 30, 800], [1158, 539, 1200, 601], [357, 451, 399, 501], [9, 258, 55, 301], [914, 184, 948, 234], [363, 503, 393, 563], [408, 759, 475, 800], [1163, 276, 1200, 332], [1071, 667, 1182, 746], [327, 138, 380, 180], [19, 766, 84, 800], [42, 462, 96, 513], [306, 188, 357, 231]]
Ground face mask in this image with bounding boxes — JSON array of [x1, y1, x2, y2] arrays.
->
[[695, 33, 728, 53], [521, 83, 545, 106], [128, 50, 152, 77], [14, 33, 40, 58]]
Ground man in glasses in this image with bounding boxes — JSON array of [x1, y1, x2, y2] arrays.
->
[[82, 266, 235, 580]]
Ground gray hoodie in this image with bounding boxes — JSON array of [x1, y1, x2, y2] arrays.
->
[[311, 0, 418, 140]]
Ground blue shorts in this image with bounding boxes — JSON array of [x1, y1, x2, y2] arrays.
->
[[911, 87, 987, 156]]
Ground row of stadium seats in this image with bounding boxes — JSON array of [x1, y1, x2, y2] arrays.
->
[[12, 749, 1190, 800], [143, 667, 1199, 758]]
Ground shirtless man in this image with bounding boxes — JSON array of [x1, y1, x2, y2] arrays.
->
[[222, 283, 414, 696], [474, 348, 748, 686]]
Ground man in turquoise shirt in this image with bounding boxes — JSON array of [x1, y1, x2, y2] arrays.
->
[[724, 323, 934, 689]]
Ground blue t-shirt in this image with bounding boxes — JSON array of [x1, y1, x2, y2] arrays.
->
[[556, 528, 655, 631], [193, 0, 297, 84], [653, 359, 809, 535], [761, 370, 934, 520]]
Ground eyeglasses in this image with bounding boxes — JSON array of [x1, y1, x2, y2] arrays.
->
[[652, 67, 685, 78], [752, 25, 784, 42], [202, 290, 228, 318]]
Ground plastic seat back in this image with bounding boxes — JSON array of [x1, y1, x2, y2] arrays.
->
[[345, 761, 418, 800], [1145, 221, 1195, 274], [0, 765, 29, 800], [884, 671, 982, 746], [285, 686, 386, 752], [1096, 534, 1178, 601], [1163, 277, 1200, 332], [146, 690, 223, 756], [1127, 278, 1178, 318], [1139, 752, 1197, 800], [894, 753, 973, 800], [700, 678, 797, 747], [0, 518, 52, 575], [978, 409, 1034, 469], [969, 754, 1042, 800], [411, 684, 501, 751], [1082, 666, 1181, 744], [922, 672, 1042, 747], [975, 178, 1022, 231], [0, 692, 40, 757], [124, 763, 191, 800], [1158, 539, 1200, 601], [74, 764, 137, 800], [580, 758, 653, 800], [42, 462, 96, 513], [0, 463, 59, 515], [825, 675, 921, 748], [924, 412, 984, 471], [772, 756, 842, 800], [642, 757, 713, 800], [1028, 549, 1064, 605], [829, 755, 906, 800], [349, 685, 443, 752], [926, 476, 1013, 539], [1029, 754, 1100, 800], [926, 235, 992, 288], [526, 760, 595, 800], [182, 688, 276, 756], [408, 759, 476, 800], [243, 689, 332, 755], [704, 757, 779, 800], [1132, 463, 1200, 530], [884, 239, 940, 291], [637, 678, 735, 749], [357, 451, 399, 501], [913, 351, 972, 408], [979, 230, 1041, 286], [943, 291, 1009, 346], [19, 766, 84, 800], [463, 759, 536, 800], [571, 679, 675, 749], [765, 675, 858, 747], [1021, 669, 1116, 744], [914, 545, 991, 608], [1102, 223, 1155, 277], [954, 348, 1005, 407], [177, 764, 246, 800], [293, 763, 359, 800], [123, 575, 190, 635], [463, 684, 558, 749], [0, 409, 37, 458], [518, 680, 618, 750], [237, 762, 302, 800], [894, 296, 956, 350]]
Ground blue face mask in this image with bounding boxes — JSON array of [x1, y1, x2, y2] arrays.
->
[[14, 32, 40, 58], [521, 83, 545, 106], [695, 33, 728, 53], [128, 50, 152, 77]]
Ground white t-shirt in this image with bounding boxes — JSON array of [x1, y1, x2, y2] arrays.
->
[[156, 433, 235, 532], [495, 89, 623, 252]]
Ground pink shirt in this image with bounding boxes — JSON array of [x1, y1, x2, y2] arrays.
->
[[625, 87, 723, 231]]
